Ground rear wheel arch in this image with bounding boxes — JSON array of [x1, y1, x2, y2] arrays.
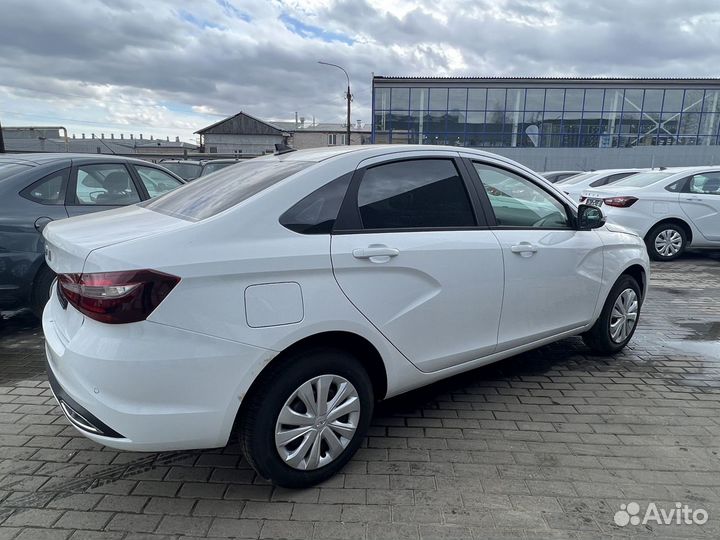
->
[[233, 331, 388, 432], [645, 217, 693, 245], [30, 262, 56, 318]]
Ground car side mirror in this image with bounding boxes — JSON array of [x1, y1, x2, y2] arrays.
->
[[577, 204, 606, 230]]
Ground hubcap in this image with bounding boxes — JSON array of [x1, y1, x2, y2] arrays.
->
[[275, 374, 360, 471], [609, 288, 639, 344], [654, 229, 682, 257]]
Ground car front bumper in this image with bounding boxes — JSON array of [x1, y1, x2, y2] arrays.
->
[[43, 286, 275, 451]]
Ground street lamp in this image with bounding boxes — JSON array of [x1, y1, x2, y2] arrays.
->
[[318, 61, 352, 145]]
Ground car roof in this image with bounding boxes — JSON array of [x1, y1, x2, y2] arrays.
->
[[0, 153, 165, 166]]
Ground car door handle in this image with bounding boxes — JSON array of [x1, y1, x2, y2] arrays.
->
[[510, 242, 538, 257], [352, 246, 400, 259], [684, 197, 701, 201]]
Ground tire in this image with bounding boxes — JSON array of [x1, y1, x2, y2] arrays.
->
[[583, 275, 641, 355], [239, 346, 374, 488], [645, 223, 686, 261], [30, 265, 56, 319]]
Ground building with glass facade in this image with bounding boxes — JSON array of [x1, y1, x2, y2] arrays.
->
[[372, 77, 720, 149]]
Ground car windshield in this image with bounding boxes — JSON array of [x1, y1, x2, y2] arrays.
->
[[142, 159, 313, 221], [0, 162, 33, 181], [558, 172, 596, 185], [162, 162, 202, 180], [202, 162, 236, 175], [614, 171, 675, 187]]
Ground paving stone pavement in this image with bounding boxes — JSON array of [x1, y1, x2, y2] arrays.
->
[[0, 251, 719, 539]]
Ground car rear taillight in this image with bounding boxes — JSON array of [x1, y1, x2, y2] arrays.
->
[[57, 270, 180, 324], [602, 196, 638, 208]]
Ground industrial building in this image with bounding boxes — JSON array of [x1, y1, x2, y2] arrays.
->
[[195, 112, 370, 155], [372, 77, 720, 170]]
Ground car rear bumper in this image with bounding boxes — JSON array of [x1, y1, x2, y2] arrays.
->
[[43, 288, 275, 451]]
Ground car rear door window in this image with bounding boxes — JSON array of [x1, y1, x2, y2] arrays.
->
[[688, 173, 720, 195], [356, 159, 475, 230], [134, 166, 183, 199], [74, 164, 140, 205], [473, 163, 570, 229], [20, 168, 69, 205], [589, 172, 635, 188]]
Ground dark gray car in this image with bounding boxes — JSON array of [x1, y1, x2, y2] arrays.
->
[[0, 154, 185, 317]]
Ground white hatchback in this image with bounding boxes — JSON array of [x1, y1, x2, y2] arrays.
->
[[581, 166, 720, 260], [42, 145, 649, 487]]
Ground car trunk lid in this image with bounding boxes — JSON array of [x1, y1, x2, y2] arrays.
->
[[43, 205, 189, 274]]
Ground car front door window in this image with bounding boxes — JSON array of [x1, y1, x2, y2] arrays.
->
[[473, 164, 570, 228]]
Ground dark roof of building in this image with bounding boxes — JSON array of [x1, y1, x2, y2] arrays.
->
[[195, 111, 285, 135]]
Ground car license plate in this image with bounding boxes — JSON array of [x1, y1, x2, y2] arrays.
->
[[587, 198, 603, 207]]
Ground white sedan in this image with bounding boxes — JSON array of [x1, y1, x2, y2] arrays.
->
[[557, 168, 645, 202], [581, 166, 720, 260], [42, 145, 649, 487]]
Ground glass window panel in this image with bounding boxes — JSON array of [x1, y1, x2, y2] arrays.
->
[[544, 89, 565, 110], [467, 88, 487, 110], [448, 88, 467, 111], [466, 111, 486, 133], [425, 111, 446, 132], [447, 110, 466, 131], [662, 90, 684, 112], [564, 89, 584, 111], [374, 111, 389, 131], [390, 112, 410, 132], [374, 87, 391, 110], [374, 131, 390, 144], [683, 90, 705, 113], [523, 111, 543, 124], [623, 89, 644, 112], [659, 111, 680, 135], [390, 130, 410, 143], [135, 166, 183, 198], [703, 90, 720, 113], [525, 89, 545, 110], [487, 89, 506, 111], [485, 109, 505, 131], [390, 87, 410, 110], [428, 88, 449, 110], [410, 87, 428, 110], [643, 90, 663, 111], [604, 89, 624, 110], [700, 112, 720, 135], [583, 89, 604, 111], [678, 113, 701, 138], [446, 133, 466, 147], [506, 88, 525, 109], [75, 164, 139, 206]]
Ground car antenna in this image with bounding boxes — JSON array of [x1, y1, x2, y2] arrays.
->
[[274, 143, 296, 155]]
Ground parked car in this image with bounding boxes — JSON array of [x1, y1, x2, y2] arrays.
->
[[0, 153, 185, 317], [557, 168, 645, 202], [160, 158, 241, 180], [42, 145, 649, 487], [581, 166, 720, 261], [541, 170, 583, 183]]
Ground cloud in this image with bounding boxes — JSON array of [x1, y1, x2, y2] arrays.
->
[[1, 0, 720, 143]]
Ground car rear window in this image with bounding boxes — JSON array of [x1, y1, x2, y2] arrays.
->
[[614, 171, 674, 187], [0, 162, 33, 181], [162, 162, 202, 180], [557, 172, 595, 185], [142, 159, 312, 221]]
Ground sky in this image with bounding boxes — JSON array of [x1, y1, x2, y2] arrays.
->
[[1, 0, 720, 144]]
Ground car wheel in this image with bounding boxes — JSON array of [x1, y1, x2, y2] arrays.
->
[[645, 223, 686, 261], [239, 347, 373, 488], [583, 275, 641, 355], [30, 265, 56, 319]]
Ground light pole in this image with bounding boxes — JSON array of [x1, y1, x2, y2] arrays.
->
[[318, 61, 352, 145]]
